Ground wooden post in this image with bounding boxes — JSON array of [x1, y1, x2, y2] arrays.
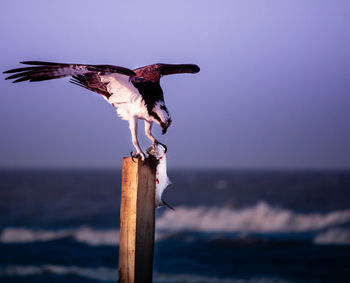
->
[[118, 156, 157, 283]]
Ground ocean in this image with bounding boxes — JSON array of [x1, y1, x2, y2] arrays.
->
[[0, 169, 349, 282]]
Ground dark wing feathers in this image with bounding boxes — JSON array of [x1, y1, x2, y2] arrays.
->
[[20, 61, 67, 66], [70, 73, 110, 98], [130, 63, 199, 111], [93, 65, 135, 76], [157, 64, 200, 76], [4, 61, 73, 83], [3, 61, 135, 84], [5, 70, 67, 82], [3, 66, 54, 74], [3, 61, 136, 99], [133, 63, 200, 82], [3, 61, 199, 100]]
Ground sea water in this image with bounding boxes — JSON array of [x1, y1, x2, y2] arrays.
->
[[0, 169, 349, 282]]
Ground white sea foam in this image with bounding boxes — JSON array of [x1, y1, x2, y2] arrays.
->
[[314, 228, 350, 245], [0, 264, 292, 283], [0, 226, 119, 246], [156, 202, 350, 233], [1, 202, 350, 245]]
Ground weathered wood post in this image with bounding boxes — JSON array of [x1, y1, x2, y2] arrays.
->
[[118, 156, 157, 283]]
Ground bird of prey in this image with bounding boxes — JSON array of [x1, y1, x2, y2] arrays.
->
[[4, 61, 200, 160]]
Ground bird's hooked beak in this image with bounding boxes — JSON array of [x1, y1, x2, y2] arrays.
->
[[161, 119, 172, 134]]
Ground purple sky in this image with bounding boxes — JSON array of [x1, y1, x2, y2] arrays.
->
[[1, 0, 349, 169]]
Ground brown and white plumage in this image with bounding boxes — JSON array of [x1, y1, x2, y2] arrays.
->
[[4, 61, 200, 160]]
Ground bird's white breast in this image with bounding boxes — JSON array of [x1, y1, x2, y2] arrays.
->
[[100, 73, 150, 121]]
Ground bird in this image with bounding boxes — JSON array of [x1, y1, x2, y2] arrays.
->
[[3, 61, 200, 160]]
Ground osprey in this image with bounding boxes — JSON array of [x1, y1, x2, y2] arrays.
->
[[4, 61, 200, 160]]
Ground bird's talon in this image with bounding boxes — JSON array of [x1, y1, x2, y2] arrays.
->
[[130, 151, 137, 163], [130, 151, 145, 162]]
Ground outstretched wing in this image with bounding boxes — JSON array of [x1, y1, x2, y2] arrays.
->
[[3, 61, 136, 99], [132, 63, 200, 83], [4, 61, 199, 104], [130, 63, 200, 111]]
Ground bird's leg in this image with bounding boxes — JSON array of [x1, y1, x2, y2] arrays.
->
[[144, 120, 167, 153], [144, 121, 156, 144], [129, 117, 145, 161]]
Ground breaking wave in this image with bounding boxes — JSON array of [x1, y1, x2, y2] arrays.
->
[[156, 202, 350, 233], [0, 226, 119, 246], [1, 202, 349, 245], [314, 228, 350, 245], [0, 264, 292, 283]]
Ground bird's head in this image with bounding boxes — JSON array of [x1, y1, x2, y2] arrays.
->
[[161, 118, 172, 134], [150, 102, 172, 134]]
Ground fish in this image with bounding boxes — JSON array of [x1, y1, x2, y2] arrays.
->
[[147, 144, 173, 210]]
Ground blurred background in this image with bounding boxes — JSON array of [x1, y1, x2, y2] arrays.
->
[[0, 0, 349, 282]]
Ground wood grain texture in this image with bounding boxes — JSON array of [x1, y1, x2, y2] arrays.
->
[[118, 157, 157, 283]]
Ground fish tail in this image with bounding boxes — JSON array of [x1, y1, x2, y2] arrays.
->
[[161, 199, 175, 210]]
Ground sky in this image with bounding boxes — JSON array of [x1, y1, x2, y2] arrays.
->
[[0, 0, 349, 169]]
